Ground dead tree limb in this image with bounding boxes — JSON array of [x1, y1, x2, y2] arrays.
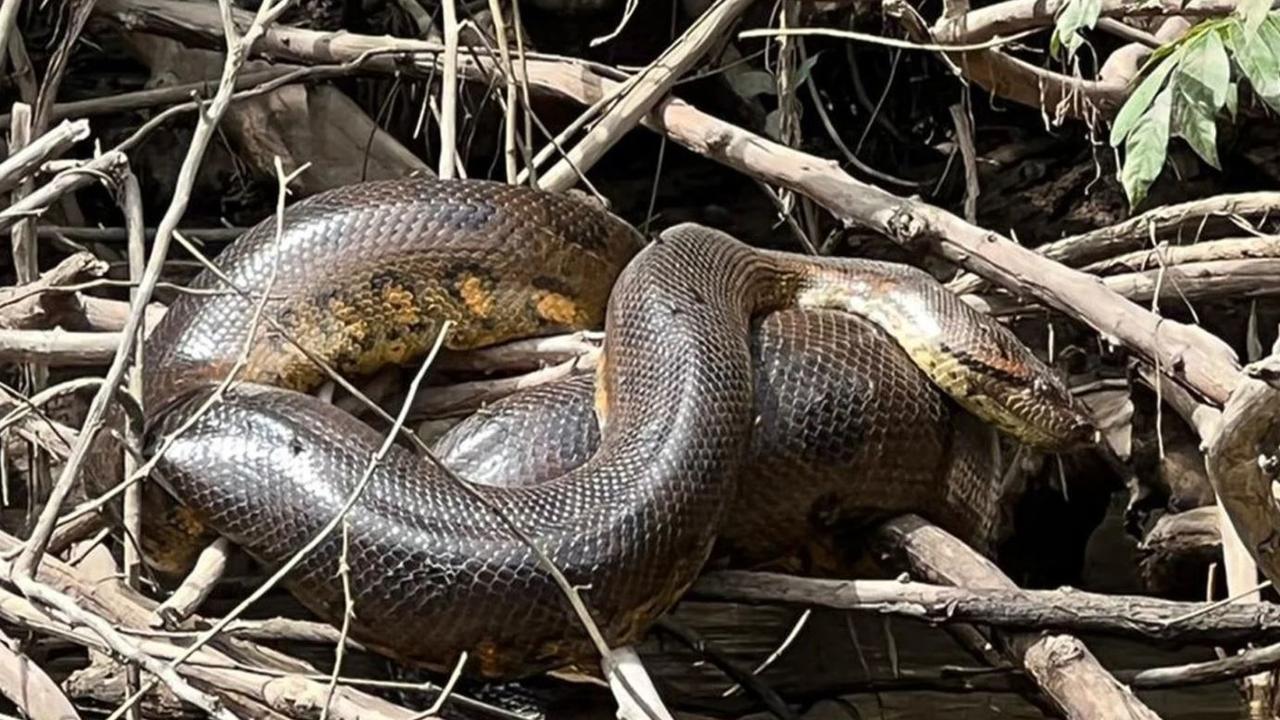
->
[[0, 251, 106, 331], [691, 571, 1280, 645], [0, 151, 129, 234], [0, 118, 89, 194], [874, 515, 1161, 720], [1084, 236, 1280, 276]]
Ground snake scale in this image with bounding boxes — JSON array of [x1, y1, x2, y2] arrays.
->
[[128, 177, 1092, 678]]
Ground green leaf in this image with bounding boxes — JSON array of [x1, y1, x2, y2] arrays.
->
[[1121, 86, 1174, 207], [1238, 14, 1280, 114], [764, 109, 783, 141], [726, 70, 776, 99], [1177, 31, 1231, 109], [1172, 84, 1221, 169], [1236, 0, 1271, 36], [794, 51, 824, 87], [1226, 80, 1239, 120], [1110, 56, 1178, 146], [1052, 0, 1102, 58]]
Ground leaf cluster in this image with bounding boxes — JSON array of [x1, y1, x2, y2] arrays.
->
[[1109, 4, 1280, 206]]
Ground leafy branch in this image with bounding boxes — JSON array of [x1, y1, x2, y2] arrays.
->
[[1110, 4, 1280, 207]]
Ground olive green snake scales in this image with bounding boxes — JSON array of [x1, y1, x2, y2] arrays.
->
[[100, 177, 1092, 679]]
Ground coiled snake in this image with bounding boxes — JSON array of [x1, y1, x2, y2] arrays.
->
[[124, 178, 1092, 678]]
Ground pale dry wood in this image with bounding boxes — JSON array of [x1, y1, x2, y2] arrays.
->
[[0, 251, 108, 330], [438, 0, 460, 179], [949, 193, 1280, 295], [0, 68, 292, 129], [0, 151, 129, 234], [1100, 259, 1280, 305], [874, 515, 1161, 720], [692, 571, 1280, 644], [79, 297, 167, 333], [0, 118, 89, 194], [119, 34, 430, 195], [1044, 193, 1280, 268], [0, 626, 81, 720], [0, 329, 122, 365], [152, 538, 232, 628], [942, 0, 1255, 43], [537, 0, 756, 192], [407, 352, 598, 418], [1206, 356, 1280, 594], [37, 225, 243, 243], [0, 528, 428, 719], [433, 331, 601, 372], [1084, 236, 1280, 276], [0, 0, 20, 74]]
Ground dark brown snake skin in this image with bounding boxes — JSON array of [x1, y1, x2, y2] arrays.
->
[[137, 177, 1093, 678], [435, 310, 1005, 567]]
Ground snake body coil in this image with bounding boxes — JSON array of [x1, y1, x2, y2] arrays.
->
[[141, 178, 1091, 678]]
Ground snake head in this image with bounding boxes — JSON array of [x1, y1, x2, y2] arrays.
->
[[1006, 373, 1096, 452]]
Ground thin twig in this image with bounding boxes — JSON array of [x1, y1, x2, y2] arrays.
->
[[738, 24, 1042, 51], [537, 0, 756, 192], [0, 117, 89, 194], [486, 0, 518, 183], [439, 0, 461, 178], [12, 0, 293, 586]]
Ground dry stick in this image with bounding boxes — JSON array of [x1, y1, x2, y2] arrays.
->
[[0, 626, 82, 719], [9, 528, 236, 717], [0, 252, 109, 331], [486, 0, 518, 182], [439, 0, 460, 179], [0, 151, 128, 233], [31, 0, 95, 136], [35, 225, 245, 243], [949, 191, 1280, 293], [1207, 355, 1280, 600], [0, 68, 294, 130], [689, 572, 1280, 645], [1083, 235, 1280, 276], [0, 117, 89, 194], [948, 100, 978, 223], [0, 532, 433, 720], [982, 258, 1280, 315], [1101, 258, 1280, 304], [118, 170, 147, 720], [0, 330, 122, 365], [6, 20, 292, 716], [6, 34, 36, 117], [406, 351, 598, 418], [8, 104, 52, 541], [923, 0, 1246, 120], [151, 538, 231, 627], [939, 0, 1251, 44], [0, 0, 17, 75], [874, 515, 1161, 719], [537, 0, 755, 192]]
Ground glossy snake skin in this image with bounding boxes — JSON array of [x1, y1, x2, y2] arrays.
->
[[138, 178, 1092, 678]]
